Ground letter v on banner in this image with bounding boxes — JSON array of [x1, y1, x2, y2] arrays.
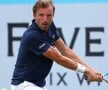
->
[[57, 27, 80, 49]]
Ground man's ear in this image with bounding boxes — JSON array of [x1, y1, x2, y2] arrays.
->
[[33, 13, 36, 18]]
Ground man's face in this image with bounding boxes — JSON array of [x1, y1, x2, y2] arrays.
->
[[33, 6, 54, 31]]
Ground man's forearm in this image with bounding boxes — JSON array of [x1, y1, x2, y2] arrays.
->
[[63, 47, 95, 72]]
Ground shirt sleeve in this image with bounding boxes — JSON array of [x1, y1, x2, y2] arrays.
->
[[27, 36, 50, 56]]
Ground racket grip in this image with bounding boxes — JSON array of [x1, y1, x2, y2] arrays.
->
[[84, 75, 88, 80]]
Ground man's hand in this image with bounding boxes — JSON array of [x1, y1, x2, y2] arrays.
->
[[95, 71, 103, 82], [84, 68, 103, 82]]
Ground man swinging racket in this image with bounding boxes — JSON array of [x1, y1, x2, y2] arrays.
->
[[11, 0, 102, 90]]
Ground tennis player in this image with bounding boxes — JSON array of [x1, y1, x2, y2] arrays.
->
[[11, 0, 102, 90]]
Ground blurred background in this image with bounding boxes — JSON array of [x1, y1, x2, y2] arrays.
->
[[0, 0, 108, 90]]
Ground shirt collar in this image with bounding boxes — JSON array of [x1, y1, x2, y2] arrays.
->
[[31, 19, 50, 34]]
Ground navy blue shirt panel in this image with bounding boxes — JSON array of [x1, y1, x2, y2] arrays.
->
[[11, 20, 60, 87]]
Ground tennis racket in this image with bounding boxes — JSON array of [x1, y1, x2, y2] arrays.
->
[[103, 72, 108, 83], [84, 72, 108, 83]]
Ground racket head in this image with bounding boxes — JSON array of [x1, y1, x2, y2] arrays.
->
[[103, 72, 108, 77], [103, 72, 108, 83]]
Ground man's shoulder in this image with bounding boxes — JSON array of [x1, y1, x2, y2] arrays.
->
[[23, 28, 42, 40]]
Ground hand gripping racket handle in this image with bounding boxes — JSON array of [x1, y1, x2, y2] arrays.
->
[[84, 72, 108, 82]]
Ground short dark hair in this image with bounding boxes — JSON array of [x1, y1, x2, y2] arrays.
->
[[32, 0, 55, 14]]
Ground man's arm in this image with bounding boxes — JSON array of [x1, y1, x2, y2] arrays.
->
[[54, 38, 102, 82], [43, 46, 78, 71], [42, 43, 102, 82], [54, 38, 95, 72]]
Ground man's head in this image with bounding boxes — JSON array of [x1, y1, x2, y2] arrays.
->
[[32, 0, 55, 31]]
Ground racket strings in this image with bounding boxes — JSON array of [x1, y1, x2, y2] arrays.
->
[[103, 72, 108, 84]]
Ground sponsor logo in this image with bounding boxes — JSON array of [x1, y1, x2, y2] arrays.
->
[[52, 35, 55, 39], [39, 43, 46, 49]]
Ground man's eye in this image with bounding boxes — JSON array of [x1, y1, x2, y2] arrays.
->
[[39, 14, 44, 17], [48, 14, 53, 17]]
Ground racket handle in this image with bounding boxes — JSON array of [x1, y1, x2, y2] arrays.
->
[[84, 75, 88, 80]]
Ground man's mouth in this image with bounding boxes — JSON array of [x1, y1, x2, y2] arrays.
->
[[43, 23, 48, 26]]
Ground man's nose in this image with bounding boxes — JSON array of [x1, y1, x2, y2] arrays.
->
[[43, 16, 47, 21]]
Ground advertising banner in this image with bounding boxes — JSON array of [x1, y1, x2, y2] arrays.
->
[[0, 0, 108, 90]]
